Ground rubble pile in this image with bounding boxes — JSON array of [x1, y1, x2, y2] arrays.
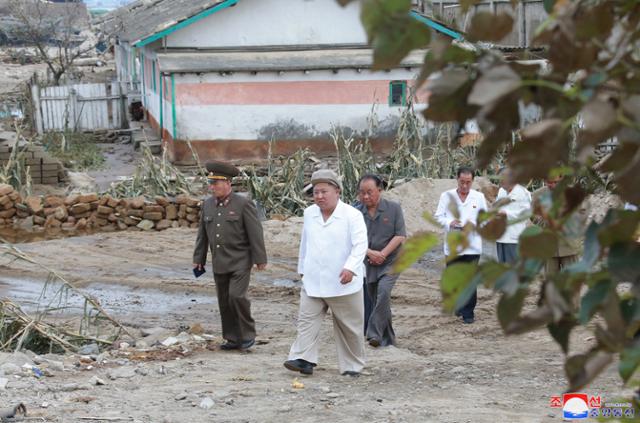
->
[[0, 184, 202, 233]]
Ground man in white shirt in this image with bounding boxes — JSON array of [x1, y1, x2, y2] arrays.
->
[[495, 167, 532, 263], [284, 169, 368, 376], [434, 166, 488, 324]]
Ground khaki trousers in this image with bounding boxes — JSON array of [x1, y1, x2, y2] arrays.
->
[[545, 255, 578, 275], [288, 288, 365, 374]]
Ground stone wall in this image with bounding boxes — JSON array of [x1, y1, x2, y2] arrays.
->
[[0, 183, 202, 233]]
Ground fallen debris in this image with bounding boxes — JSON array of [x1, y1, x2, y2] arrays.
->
[[199, 397, 215, 410], [89, 375, 106, 386], [0, 243, 131, 354], [107, 366, 136, 380], [108, 144, 201, 199], [0, 403, 26, 422]]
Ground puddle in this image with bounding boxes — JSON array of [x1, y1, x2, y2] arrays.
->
[[0, 276, 215, 316], [0, 227, 100, 244], [271, 278, 300, 288]]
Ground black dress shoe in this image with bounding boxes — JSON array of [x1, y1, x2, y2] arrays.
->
[[240, 339, 255, 350], [284, 359, 314, 375], [463, 317, 475, 324], [220, 341, 240, 350], [368, 338, 380, 348], [342, 371, 360, 377], [455, 310, 462, 317]]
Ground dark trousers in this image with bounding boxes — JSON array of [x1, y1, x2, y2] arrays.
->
[[447, 255, 480, 319], [365, 274, 397, 346], [496, 243, 518, 264], [364, 282, 373, 333], [213, 268, 256, 343]]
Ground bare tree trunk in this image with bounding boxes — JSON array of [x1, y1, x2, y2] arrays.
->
[[9, 0, 96, 88]]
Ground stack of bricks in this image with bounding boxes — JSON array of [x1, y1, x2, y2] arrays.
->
[[0, 187, 202, 233], [0, 143, 67, 185]]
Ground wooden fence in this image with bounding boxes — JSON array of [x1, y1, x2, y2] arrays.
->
[[425, 0, 546, 48], [31, 82, 126, 134]]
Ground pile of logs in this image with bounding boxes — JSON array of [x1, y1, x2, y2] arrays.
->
[[0, 183, 202, 233]]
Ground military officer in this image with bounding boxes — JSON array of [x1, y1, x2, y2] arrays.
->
[[193, 161, 267, 350], [532, 175, 583, 274]]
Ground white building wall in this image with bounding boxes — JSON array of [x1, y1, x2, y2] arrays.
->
[[161, 92, 174, 138], [166, 0, 367, 48], [173, 68, 425, 141], [176, 104, 399, 141], [146, 90, 160, 126]]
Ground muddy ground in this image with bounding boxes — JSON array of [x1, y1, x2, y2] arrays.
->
[[0, 225, 631, 423]]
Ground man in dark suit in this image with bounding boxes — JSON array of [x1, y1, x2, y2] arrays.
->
[[193, 161, 267, 350]]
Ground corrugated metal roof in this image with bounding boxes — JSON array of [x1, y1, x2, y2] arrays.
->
[[93, 0, 228, 45], [156, 49, 427, 73]]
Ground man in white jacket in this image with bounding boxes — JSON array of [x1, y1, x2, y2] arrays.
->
[[284, 169, 368, 376], [434, 167, 487, 324], [495, 168, 532, 263]]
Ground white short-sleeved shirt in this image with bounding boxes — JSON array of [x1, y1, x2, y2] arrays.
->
[[434, 188, 487, 256], [298, 200, 368, 298], [496, 184, 532, 244]]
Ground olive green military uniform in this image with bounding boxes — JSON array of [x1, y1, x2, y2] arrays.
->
[[532, 186, 583, 274], [193, 187, 267, 345]]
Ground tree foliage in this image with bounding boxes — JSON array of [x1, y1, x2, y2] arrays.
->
[[339, 0, 640, 394]]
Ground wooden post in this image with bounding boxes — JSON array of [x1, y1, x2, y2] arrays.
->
[[68, 87, 79, 131], [519, 1, 527, 47], [111, 81, 123, 129], [31, 83, 44, 135]]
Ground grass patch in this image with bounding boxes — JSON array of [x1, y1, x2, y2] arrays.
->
[[42, 131, 105, 171]]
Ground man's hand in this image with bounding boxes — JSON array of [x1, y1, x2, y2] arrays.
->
[[367, 250, 386, 266], [449, 219, 462, 230], [193, 263, 204, 271], [339, 269, 355, 284], [256, 263, 267, 271]]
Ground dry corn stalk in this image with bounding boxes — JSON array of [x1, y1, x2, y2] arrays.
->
[[331, 125, 375, 204], [108, 142, 197, 199], [243, 139, 311, 217], [0, 240, 130, 353], [0, 124, 32, 196]]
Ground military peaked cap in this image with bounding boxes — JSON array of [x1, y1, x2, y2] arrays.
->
[[206, 161, 240, 181]]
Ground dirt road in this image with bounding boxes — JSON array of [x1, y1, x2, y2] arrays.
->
[[0, 227, 630, 422]]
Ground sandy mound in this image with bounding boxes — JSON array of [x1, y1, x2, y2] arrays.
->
[[262, 217, 303, 258], [587, 191, 624, 223], [384, 178, 457, 236]]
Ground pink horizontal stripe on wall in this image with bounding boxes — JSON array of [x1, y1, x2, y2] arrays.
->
[[176, 80, 425, 106]]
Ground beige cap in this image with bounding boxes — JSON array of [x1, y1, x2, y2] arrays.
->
[[310, 169, 342, 191]]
